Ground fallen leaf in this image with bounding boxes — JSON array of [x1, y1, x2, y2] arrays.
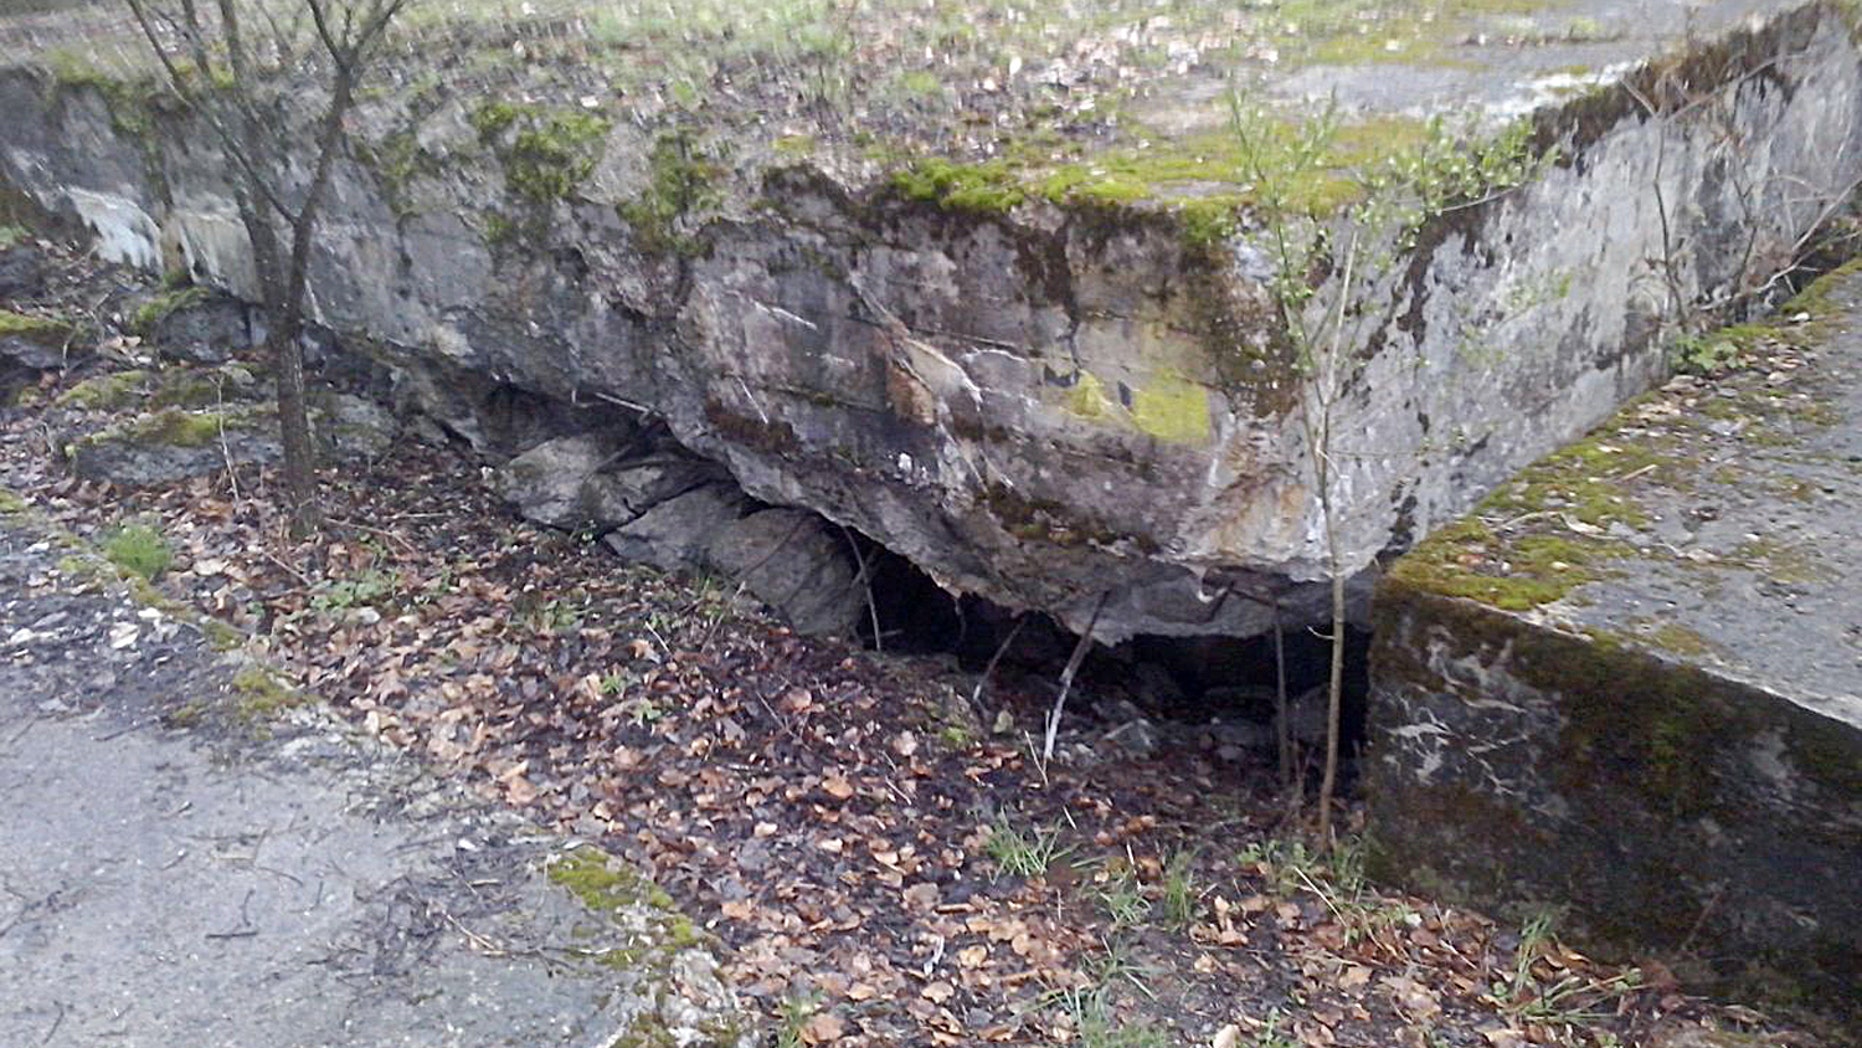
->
[[801, 1012, 845, 1044]]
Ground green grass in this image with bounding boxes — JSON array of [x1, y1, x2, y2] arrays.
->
[[984, 813, 1070, 878]]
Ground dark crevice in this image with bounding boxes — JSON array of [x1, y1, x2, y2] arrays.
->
[[845, 533, 1373, 786]]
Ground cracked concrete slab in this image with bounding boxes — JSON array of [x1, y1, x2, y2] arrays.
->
[[0, 521, 746, 1048]]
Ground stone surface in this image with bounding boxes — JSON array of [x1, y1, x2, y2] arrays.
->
[[0, 512, 748, 1048], [0, 309, 71, 371], [495, 436, 864, 635], [1364, 270, 1862, 1035], [707, 507, 864, 639], [494, 431, 722, 532], [0, 243, 44, 299], [602, 483, 750, 573], [67, 391, 400, 487], [4, 4, 1861, 641], [142, 288, 250, 365]]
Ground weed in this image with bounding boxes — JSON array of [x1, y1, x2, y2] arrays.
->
[[1161, 849, 1199, 929], [310, 568, 400, 614], [1490, 912, 1644, 1025], [774, 993, 819, 1048], [1238, 838, 1321, 897], [1250, 1009, 1301, 1048], [1095, 865, 1152, 930], [102, 522, 171, 581], [985, 814, 1070, 878], [1044, 986, 1169, 1048], [0, 224, 24, 249], [1670, 330, 1750, 375]]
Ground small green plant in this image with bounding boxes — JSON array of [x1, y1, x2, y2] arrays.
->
[[1489, 911, 1643, 1025], [309, 568, 399, 613], [985, 814, 1070, 878], [1670, 331, 1748, 375], [0, 224, 25, 249], [1238, 838, 1321, 897], [1161, 850, 1199, 929], [1250, 1009, 1301, 1048], [521, 595, 584, 634], [774, 993, 819, 1048], [1044, 986, 1169, 1048], [1096, 865, 1152, 930], [102, 522, 172, 581]]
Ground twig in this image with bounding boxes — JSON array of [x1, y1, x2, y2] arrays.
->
[[215, 372, 240, 504], [434, 903, 511, 957], [258, 546, 315, 590], [1041, 592, 1106, 761], [38, 1000, 64, 1047], [838, 524, 882, 653], [969, 614, 1026, 714]]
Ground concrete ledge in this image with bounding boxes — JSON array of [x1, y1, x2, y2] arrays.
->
[[1365, 270, 1862, 1036]]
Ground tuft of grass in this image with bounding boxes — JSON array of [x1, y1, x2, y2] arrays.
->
[[1161, 849, 1199, 929], [774, 993, 820, 1048], [1095, 864, 1152, 930], [985, 813, 1070, 878], [1045, 986, 1170, 1048], [101, 521, 171, 580]]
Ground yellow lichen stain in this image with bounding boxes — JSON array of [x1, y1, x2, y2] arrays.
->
[[1064, 370, 1115, 420], [1130, 370, 1212, 444]]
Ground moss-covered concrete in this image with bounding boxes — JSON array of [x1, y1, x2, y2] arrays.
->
[[1367, 268, 1862, 1038]]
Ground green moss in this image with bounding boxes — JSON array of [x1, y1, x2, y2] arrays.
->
[[475, 102, 610, 207], [1129, 370, 1213, 444], [616, 131, 722, 255], [508, 112, 610, 205], [889, 158, 1025, 215], [201, 618, 246, 652], [56, 370, 149, 410], [101, 522, 171, 580], [548, 846, 678, 914], [937, 724, 975, 749], [0, 309, 73, 344], [1387, 517, 1631, 612], [1672, 258, 1862, 373], [115, 408, 238, 448], [1646, 621, 1713, 655], [772, 134, 817, 157], [162, 700, 207, 729], [149, 370, 236, 410], [1729, 537, 1829, 585], [0, 489, 28, 516], [229, 665, 304, 721], [129, 286, 209, 336], [469, 100, 524, 141]]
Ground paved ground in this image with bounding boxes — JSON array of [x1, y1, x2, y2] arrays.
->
[[0, 518, 743, 1048]]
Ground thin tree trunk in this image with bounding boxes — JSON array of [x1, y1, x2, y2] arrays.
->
[[1316, 566, 1345, 842]]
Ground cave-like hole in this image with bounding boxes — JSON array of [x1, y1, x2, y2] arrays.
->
[[847, 534, 1373, 785]]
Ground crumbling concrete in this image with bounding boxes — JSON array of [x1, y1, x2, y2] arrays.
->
[[1365, 268, 1862, 1036]]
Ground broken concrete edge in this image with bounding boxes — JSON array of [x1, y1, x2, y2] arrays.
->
[[1363, 580, 1862, 1039], [5, 3, 1858, 646], [1359, 264, 1862, 1036], [1378, 256, 1862, 619], [0, 482, 757, 1048]]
